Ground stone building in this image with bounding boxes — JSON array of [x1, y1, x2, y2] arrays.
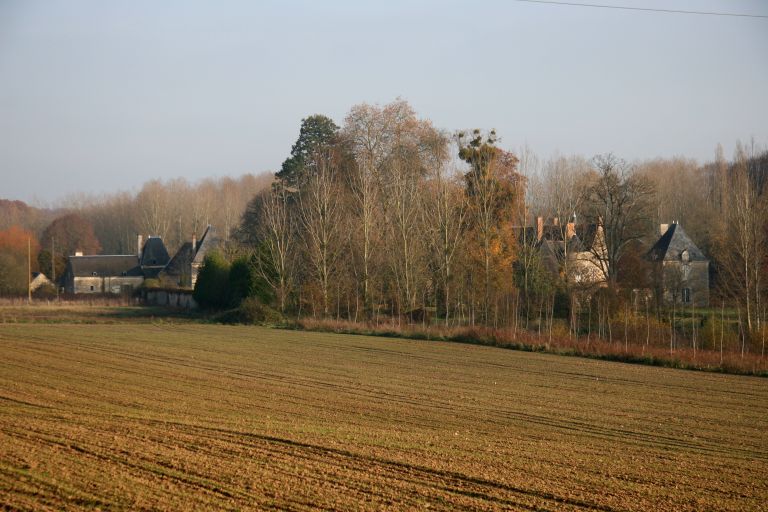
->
[[646, 222, 709, 307], [63, 226, 220, 295], [523, 216, 608, 289], [63, 235, 170, 295], [159, 225, 218, 288], [62, 254, 144, 294]]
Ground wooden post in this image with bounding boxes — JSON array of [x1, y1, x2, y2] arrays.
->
[[27, 237, 31, 304]]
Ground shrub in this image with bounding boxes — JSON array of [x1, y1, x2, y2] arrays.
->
[[193, 251, 231, 309], [238, 296, 284, 325], [227, 255, 272, 307], [32, 283, 57, 300]]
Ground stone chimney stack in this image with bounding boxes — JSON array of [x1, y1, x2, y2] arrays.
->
[[660, 223, 669, 236], [192, 233, 197, 253], [137, 234, 143, 258], [536, 216, 544, 241], [566, 222, 576, 240]]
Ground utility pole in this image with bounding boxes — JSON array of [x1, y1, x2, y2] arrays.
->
[[27, 237, 31, 304], [52, 236, 58, 300]]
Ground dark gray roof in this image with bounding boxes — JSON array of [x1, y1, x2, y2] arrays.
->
[[192, 226, 219, 265], [140, 237, 170, 267], [515, 223, 599, 253], [162, 242, 194, 277], [574, 224, 599, 251], [647, 223, 708, 262], [68, 255, 142, 277]]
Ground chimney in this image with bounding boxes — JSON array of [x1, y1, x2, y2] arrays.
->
[[660, 223, 669, 236], [566, 222, 575, 240], [552, 217, 559, 226], [536, 216, 544, 241], [137, 234, 143, 257], [192, 233, 197, 252]]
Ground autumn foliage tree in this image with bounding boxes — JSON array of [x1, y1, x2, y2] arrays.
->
[[458, 129, 522, 323], [0, 226, 40, 296], [41, 214, 101, 257]]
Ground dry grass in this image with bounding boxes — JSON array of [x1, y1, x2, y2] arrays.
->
[[297, 318, 768, 377], [0, 322, 766, 510], [0, 304, 196, 324]]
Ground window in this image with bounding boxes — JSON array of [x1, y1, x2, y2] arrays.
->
[[90, 285, 95, 291], [682, 288, 691, 304]]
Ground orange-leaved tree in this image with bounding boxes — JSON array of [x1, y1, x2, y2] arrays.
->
[[458, 129, 523, 324], [0, 226, 40, 296]]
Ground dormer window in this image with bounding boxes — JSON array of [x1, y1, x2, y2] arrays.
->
[[681, 249, 690, 263], [92, 271, 98, 276]]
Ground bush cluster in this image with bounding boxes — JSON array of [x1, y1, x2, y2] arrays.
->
[[193, 251, 276, 324]]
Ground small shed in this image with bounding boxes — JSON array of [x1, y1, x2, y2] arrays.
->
[[30, 272, 54, 292]]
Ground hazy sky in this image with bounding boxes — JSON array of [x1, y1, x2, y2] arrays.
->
[[1, 0, 766, 204]]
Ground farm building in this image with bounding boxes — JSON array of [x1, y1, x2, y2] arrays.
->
[[29, 272, 54, 292], [62, 234, 169, 294], [646, 222, 710, 307], [159, 225, 219, 288], [63, 226, 220, 294], [62, 254, 145, 294]]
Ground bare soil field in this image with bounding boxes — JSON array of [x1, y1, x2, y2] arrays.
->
[[0, 322, 766, 510]]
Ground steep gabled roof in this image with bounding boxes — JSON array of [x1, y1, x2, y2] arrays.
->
[[192, 225, 219, 265], [647, 223, 708, 262], [68, 255, 142, 277], [162, 242, 194, 277], [574, 224, 599, 252]]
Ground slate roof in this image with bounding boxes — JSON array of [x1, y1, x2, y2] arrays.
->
[[646, 223, 708, 262], [140, 237, 170, 267], [162, 242, 194, 277], [515, 223, 600, 253], [67, 255, 142, 277], [192, 226, 219, 265]]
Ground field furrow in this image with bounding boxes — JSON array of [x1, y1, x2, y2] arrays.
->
[[0, 323, 766, 510]]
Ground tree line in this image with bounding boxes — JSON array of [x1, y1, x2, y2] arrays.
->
[[189, 99, 767, 360], [0, 174, 272, 296], [1, 98, 766, 361]]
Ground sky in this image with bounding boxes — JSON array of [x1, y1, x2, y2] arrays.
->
[[0, 0, 766, 204]]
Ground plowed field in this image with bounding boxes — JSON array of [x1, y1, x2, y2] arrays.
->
[[0, 323, 766, 510]]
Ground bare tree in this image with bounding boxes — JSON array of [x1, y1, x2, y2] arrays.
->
[[584, 154, 655, 287], [715, 142, 768, 332], [540, 155, 591, 283], [343, 100, 416, 315], [135, 180, 174, 242], [298, 150, 344, 316], [252, 185, 296, 313], [424, 158, 466, 325]]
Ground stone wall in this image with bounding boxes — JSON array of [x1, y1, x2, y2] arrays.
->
[[143, 289, 198, 310], [71, 276, 143, 295], [661, 260, 709, 307]]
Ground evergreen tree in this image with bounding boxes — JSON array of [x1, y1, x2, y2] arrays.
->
[[276, 115, 339, 187], [193, 251, 231, 309]]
